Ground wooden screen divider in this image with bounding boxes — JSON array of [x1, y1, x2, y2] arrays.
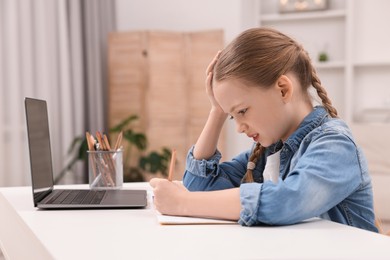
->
[[108, 30, 225, 180]]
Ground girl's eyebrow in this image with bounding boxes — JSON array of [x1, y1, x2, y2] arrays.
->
[[229, 103, 244, 114]]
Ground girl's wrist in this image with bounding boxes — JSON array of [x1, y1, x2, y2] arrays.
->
[[180, 190, 192, 216], [210, 107, 227, 119]]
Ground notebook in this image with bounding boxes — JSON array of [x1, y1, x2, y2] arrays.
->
[[24, 97, 147, 209], [156, 212, 237, 225]]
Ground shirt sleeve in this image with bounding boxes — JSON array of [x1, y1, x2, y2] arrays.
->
[[239, 130, 363, 226], [238, 182, 263, 226], [183, 146, 251, 191]]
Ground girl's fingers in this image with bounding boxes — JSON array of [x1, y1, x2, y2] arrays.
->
[[149, 177, 165, 188], [206, 71, 213, 92], [205, 50, 222, 76]]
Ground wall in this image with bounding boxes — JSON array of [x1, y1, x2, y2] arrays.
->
[[116, 0, 242, 43], [115, 0, 256, 160]]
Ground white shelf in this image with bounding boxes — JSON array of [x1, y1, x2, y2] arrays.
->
[[314, 61, 345, 70], [260, 9, 346, 23], [354, 108, 390, 124], [353, 61, 390, 68], [352, 121, 390, 127], [257, 0, 390, 125]]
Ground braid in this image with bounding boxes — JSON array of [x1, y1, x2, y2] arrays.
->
[[242, 142, 265, 183], [311, 69, 338, 118]]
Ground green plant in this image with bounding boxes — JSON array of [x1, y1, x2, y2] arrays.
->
[[318, 51, 329, 62], [56, 114, 171, 184], [110, 115, 171, 182]]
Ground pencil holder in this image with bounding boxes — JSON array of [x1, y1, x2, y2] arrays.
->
[[88, 150, 123, 190]]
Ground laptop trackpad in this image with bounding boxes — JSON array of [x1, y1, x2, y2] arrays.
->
[[101, 190, 147, 207]]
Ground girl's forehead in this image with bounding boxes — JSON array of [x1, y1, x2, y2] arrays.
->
[[214, 79, 265, 97], [214, 79, 269, 111], [216, 78, 250, 89]]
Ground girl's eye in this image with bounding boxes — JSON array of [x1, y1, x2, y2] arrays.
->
[[229, 108, 247, 120], [238, 108, 248, 115]]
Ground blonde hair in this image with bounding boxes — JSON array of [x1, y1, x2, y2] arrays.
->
[[214, 27, 338, 183]]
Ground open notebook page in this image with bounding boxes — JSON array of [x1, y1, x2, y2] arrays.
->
[[156, 211, 237, 225]]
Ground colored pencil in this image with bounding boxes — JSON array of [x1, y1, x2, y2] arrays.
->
[[168, 149, 176, 181]]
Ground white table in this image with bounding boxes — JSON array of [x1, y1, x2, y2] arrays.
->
[[1, 183, 389, 259]]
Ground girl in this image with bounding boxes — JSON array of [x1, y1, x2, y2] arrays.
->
[[150, 27, 378, 232]]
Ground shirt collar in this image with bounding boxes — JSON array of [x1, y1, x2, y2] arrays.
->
[[283, 106, 329, 152]]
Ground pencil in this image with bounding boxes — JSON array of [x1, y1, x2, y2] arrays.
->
[[95, 131, 106, 151], [168, 149, 176, 181], [86, 132, 97, 179], [95, 131, 115, 186], [86, 132, 94, 151], [114, 131, 123, 151], [103, 134, 111, 151]]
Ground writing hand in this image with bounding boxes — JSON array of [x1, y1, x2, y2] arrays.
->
[[149, 178, 189, 216]]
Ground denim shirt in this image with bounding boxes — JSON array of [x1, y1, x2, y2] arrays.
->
[[183, 107, 378, 232]]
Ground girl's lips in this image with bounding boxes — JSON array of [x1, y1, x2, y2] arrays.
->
[[250, 134, 259, 142]]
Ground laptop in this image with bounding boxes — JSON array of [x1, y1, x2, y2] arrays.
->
[[24, 97, 147, 209]]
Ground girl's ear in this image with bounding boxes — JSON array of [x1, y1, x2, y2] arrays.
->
[[276, 75, 293, 103]]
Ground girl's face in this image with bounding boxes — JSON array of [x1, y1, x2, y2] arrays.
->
[[213, 76, 303, 147]]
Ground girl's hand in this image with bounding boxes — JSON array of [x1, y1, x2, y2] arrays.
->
[[192, 51, 228, 160], [149, 178, 189, 216], [205, 51, 225, 115]]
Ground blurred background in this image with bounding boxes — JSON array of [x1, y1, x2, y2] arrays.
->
[[0, 0, 389, 230]]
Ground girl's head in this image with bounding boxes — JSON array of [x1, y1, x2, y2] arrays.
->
[[212, 27, 338, 182], [214, 27, 337, 118]]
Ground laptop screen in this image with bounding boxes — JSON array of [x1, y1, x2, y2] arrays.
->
[[25, 98, 54, 205]]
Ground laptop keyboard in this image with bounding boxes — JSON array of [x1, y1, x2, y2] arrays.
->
[[47, 190, 106, 205]]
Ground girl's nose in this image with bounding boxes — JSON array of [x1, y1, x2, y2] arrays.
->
[[236, 122, 247, 134]]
